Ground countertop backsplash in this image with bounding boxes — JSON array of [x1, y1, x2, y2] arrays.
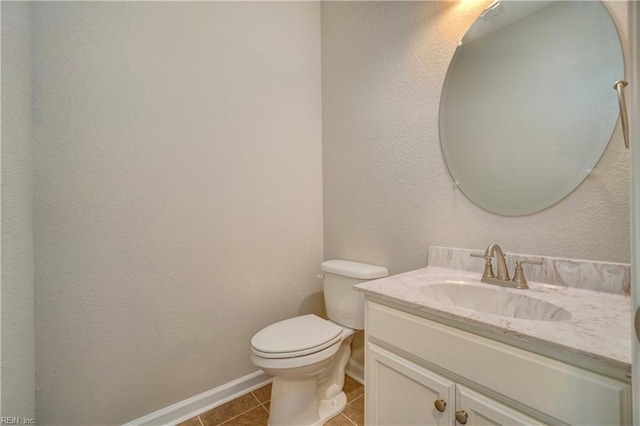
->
[[428, 246, 631, 296]]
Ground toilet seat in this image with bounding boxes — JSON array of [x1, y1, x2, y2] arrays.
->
[[251, 314, 344, 359]]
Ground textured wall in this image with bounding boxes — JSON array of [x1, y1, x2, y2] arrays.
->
[[322, 1, 630, 363], [322, 0, 629, 270], [1, 1, 35, 418], [32, 3, 322, 424]]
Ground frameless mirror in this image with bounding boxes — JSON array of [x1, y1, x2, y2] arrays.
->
[[439, 1, 623, 216]]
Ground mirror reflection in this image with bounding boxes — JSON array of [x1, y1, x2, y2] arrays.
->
[[439, 1, 623, 216]]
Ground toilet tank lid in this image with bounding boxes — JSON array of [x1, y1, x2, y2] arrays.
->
[[321, 260, 389, 279]]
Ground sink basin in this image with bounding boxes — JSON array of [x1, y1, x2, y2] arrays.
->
[[420, 283, 572, 321]]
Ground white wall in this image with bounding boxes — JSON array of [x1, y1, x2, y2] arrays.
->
[[11, 1, 631, 421], [322, 0, 629, 270], [322, 1, 629, 363], [31, 3, 322, 424], [1, 1, 35, 419]]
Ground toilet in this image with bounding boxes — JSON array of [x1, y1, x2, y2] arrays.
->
[[250, 260, 389, 426]]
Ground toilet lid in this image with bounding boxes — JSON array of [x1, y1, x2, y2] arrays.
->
[[251, 314, 343, 358]]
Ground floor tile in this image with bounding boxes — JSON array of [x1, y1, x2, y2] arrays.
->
[[192, 376, 364, 426], [199, 393, 260, 426], [343, 375, 364, 403], [219, 405, 269, 426], [325, 413, 356, 426], [251, 383, 272, 403], [343, 395, 364, 426], [176, 417, 202, 426]]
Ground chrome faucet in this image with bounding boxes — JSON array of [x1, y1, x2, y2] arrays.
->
[[486, 243, 510, 281], [471, 244, 542, 289]]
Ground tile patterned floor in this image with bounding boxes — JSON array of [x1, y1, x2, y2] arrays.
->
[[177, 375, 364, 426]]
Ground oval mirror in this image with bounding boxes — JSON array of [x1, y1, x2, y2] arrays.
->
[[439, 1, 623, 216]]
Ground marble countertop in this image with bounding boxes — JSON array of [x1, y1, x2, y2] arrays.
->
[[355, 266, 631, 374]]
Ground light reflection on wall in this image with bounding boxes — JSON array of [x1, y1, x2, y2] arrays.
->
[[454, 0, 494, 14], [405, 0, 490, 86]]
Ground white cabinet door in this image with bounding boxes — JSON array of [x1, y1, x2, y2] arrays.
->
[[366, 343, 456, 426], [455, 386, 544, 426]]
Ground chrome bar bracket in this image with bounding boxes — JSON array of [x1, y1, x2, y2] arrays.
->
[[614, 80, 630, 149]]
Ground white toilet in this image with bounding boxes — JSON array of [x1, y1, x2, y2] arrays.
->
[[250, 260, 389, 426]]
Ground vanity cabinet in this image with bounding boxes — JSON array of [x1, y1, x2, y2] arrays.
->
[[364, 300, 631, 425], [367, 343, 542, 425], [456, 385, 543, 425], [367, 343, 454, 425]]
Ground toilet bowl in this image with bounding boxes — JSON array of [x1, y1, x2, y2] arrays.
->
[[250, 260, 388, 426], [251, 315, 356, 426]]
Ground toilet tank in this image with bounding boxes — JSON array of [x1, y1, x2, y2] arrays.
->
[[321, 260, 389, 330]]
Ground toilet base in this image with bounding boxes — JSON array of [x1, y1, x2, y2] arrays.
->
[[255, 325, 357, 426], [317, 391, 347, 425], [267, 391, 346, 426]]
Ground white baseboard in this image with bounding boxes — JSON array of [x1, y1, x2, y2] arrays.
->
[[122, 371, 272, 426], [345, 359, 365, 385]]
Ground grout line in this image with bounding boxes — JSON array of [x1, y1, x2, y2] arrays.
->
[[249, 392, 262, 405], [340, 413, 358, 426], [342, 395, 363, 426], [347, 394, 364, 405], [215, 404, 263, 426]]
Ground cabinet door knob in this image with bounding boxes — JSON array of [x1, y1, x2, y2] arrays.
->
[[455, 410, 468, 424], [434, 399, 447, 412]]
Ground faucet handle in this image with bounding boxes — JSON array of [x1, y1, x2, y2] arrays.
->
[[517, 258, 543, 266], [470, 253, 489, 259], [470, 253, 495, 279], [512, 258, 544, 289]]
